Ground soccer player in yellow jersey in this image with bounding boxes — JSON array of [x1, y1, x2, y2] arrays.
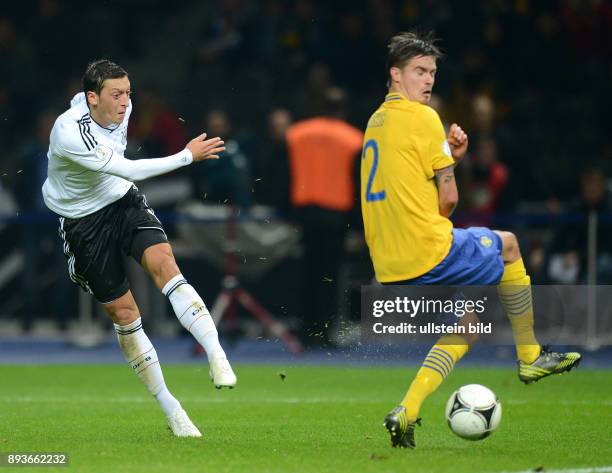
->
[[361, 31, 582, 449]]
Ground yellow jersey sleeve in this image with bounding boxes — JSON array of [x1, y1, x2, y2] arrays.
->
[[420, 106, 455, 176], [360, 94, 454, 282]]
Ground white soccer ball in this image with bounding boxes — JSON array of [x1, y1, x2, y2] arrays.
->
[[445, 384, 502, 440]]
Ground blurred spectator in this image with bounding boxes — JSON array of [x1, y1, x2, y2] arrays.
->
[[458, 136, 508, 227], [469, 93, 514, 163], [196, 0, 253, 66], [194, 109, 252, 207], [428, 93, 446, 116], [286, 87, 363, 345], [281, 0, 325, 72], [560, 0, 612, 57], [26, 0, 83, 88], [547, 166, 612, 284], [128, 87, 187, 157], [329, 11, 377, 94], [13, 111, 55, 212], [14, 110, 73, 330], [471, 93, 495, 134], [253, 108, 292, 215], [294, 62, 334, 119], [0, 17, 39, 149]]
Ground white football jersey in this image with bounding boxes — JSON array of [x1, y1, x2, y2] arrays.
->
[[42, 93, 134, 218]]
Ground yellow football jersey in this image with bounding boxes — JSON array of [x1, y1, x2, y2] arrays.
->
[[361, 92, 455, 282]]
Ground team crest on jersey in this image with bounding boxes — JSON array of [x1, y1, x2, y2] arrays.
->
[[443, 140, 452, 157], [94, 144, 113, 161], [480, 236, 493, 248]]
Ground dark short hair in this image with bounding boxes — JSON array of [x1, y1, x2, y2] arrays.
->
[[82, 59, 128, 96], [386, 31, 442, 86]]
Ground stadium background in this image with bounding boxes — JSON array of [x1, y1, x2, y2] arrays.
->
[[1, 0, 610, 340], [0, 2, 611, 471]]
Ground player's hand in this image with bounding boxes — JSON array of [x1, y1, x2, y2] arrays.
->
[[447, 123, 468, 161], [186, 133, 226, 162]]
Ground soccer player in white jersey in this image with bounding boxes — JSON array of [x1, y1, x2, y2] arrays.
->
[[42, 59, 237, 438]]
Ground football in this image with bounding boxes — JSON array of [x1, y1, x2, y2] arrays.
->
[[445, 384, 502, 440]]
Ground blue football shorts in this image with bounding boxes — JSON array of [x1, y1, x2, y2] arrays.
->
[[406, 227, 505, 286], [385, 227, 505, 327]]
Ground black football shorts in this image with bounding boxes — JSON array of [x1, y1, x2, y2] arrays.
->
[[57, 186, 169, 303]]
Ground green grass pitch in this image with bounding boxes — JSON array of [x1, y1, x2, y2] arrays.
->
[[0, 364, 610, 473]]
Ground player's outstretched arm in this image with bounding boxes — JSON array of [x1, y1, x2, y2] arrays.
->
[[55, 121, 226, 181], [100, 133, 225, 181], [435, 164, 458, 218], [447, 123, 468, 162]]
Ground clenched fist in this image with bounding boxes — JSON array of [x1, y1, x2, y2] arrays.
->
[[447, 123, 468, 161]]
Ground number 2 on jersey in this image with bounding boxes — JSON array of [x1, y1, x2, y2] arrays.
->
[[362, 139, 386, 202]]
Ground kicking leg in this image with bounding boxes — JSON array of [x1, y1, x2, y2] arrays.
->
[[141, 242, 236, 388], [104, 290, 201, 437], [495, 231, 581, 383]]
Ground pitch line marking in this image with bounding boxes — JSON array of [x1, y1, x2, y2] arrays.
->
[[1, 396, 612, 406], [493, 466, 612, 473]]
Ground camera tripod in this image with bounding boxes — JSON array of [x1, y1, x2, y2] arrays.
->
[[194, 206, 303, 355]]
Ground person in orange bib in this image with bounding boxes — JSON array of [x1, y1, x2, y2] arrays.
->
[[286, 87, 363, 346]]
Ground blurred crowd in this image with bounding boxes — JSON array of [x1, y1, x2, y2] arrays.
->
[[0, 0, 611, 340]]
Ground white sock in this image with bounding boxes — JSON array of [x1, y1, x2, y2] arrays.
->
[[114, 317, 181, 417], [162, 274, 226, 360]]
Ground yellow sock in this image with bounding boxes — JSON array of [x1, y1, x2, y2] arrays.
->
[[401, 334, 469, 421], [498, 258, 540, 364]]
